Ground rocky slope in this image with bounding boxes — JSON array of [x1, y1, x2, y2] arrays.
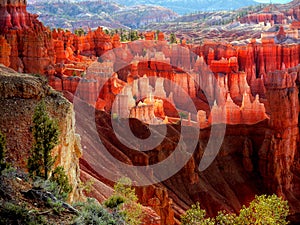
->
[[145, 1, 300, 44], [26, 0, 178, 30], [111, 0, 259, 15], [70, 92, 266, 223], [46, 31, 300, 223], [0, 65, 83, 203], [67, 65, 300, 225]]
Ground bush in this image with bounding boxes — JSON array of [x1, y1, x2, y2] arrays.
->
[[104, 195, 125, 209], [181, 194, 289, 225], [50, 166, 72, 199], [47, 199, 65, 215], [179, 112, 188, 119], [79, 179, 94, 194], [33, 177, 69, 201], [236, 194, 289, 225], [0, 202, 48, 225], [0, 167, 18, 180], [181, 202, 215, 225], [0, 131, 8, 173], [119, 201, 143, 225], [104, 177, 143, 225], [216, 211, 238, 225], [73, 198, 124, 225], [113, 177, 138, 202]]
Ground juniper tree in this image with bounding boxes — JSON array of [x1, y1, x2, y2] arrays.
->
[[27, 100, 59, 180]]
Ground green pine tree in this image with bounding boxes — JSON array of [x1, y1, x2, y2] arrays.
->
[[27, 100, 59, 180], [130, 30, 139, 41], [170, 33, 177, 44]]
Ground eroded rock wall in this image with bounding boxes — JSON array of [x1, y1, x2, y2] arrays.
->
[[259, 69, 299, 194], [0, 65, 83, 202]]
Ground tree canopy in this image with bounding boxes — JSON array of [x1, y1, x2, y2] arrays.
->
[[181, 194, 289, 225], [27, 100, 59, 180]]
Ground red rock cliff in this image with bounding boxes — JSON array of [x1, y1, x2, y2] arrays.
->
[[0, 0, 56, 74], [260, 68, 299, 195]]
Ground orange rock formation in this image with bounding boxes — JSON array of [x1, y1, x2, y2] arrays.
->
[[2, 0, 300, 223]]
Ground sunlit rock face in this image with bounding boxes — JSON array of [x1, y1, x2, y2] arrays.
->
[[0, 0, 55, 74], [0, 36, 11, 67], [0, 0, 31, 32], [0, 65, 83, 203], [0, 0, 118, 76]]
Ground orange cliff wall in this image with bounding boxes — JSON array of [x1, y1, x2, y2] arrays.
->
[[115, 40, 300, 128], [0, 0, 117, 75], [0, 35, 11, 67], [239, 12, 285, 25], [42, 34, 300, 129], [52, 27, 115, 59], [0, 0, 32, 31], [72, 66, 300, 223], [1, 0, 299, 122], [1, 1, 300, 223], [241, 4, 300, 24], [0, 0, 118, 106], [0, 0, 55, 74], [192, 41, 300, 98]]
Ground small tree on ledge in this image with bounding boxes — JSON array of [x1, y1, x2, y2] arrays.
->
[[28, 100, 59, 180]]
